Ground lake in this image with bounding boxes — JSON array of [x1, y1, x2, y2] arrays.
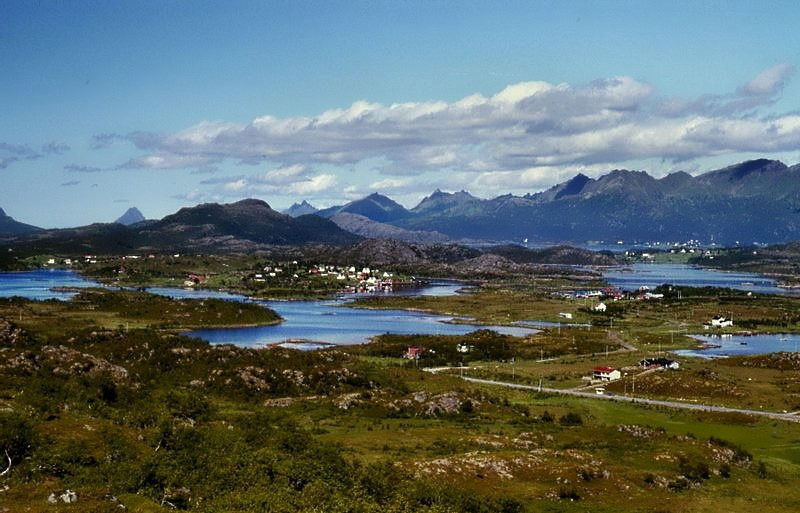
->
[[603, 263, 795, 295], [678, 333, 800, 358], [161, 283, 535, 347], [0, 269, 99, 300], [0, 271, 535, 347]]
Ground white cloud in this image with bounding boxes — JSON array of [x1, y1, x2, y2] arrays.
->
[[101, 64, 799, 198], [288, 174, 336, 194], [369, 177, 412, 190], [740, 63, 795, 96], [202, 165, 337, 200], [259, 164, 307, 185]]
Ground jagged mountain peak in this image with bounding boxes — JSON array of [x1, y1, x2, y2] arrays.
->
[[283, 200, 318, 217], [554, 173, 592, 199], [115, 207, 145, 226]]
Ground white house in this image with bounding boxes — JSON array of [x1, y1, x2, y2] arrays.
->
[[593, 302, 607, 312], [710, 316, 733, 328], [640, 358, 680, 370], [592, 367, 621, 382], [559, 312, 573, 320]]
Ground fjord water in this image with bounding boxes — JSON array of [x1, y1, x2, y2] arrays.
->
[[678, 334, 800, 358], [170, 283, 535, 347], [0, 269, 98, 300], [604, 263, 795, 295], [0, 271, 532, 347], [3, 267, 798, 351]]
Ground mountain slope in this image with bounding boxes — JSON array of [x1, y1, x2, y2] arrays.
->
[[0, 208, 42, 236], [329, 212, 450, 243], [317, 193, 410, 222]]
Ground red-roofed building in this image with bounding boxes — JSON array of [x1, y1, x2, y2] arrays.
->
[[592, 366, 621, 381], [404, 346, 426, 359]]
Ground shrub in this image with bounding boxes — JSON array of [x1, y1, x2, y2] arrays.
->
[[559, 412, 583, 426]]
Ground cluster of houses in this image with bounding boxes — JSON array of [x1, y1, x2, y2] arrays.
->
[[309, 265, 401, 292], [559, 286, 664, 303], [241, 262, 412, 293]]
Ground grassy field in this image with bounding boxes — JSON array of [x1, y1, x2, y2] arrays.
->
[[4, 271, 800, 510], [0, 288, 280, 337]]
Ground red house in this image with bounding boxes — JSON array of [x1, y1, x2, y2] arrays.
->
[[404, 346, 425, 359]]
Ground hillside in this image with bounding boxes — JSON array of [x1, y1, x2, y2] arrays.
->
[[329, 212, 450, 243]]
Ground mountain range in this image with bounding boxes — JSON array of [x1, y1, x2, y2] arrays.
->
[[3, 158, 800, 247], [1, 199, 357, 253], [312, 159, 800, 244]]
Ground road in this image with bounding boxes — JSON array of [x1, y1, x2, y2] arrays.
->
[[457, 376, 800, 423]]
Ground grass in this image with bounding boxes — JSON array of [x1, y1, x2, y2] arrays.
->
[[0, 288, 280, 337], [6, 267, 800, 510]]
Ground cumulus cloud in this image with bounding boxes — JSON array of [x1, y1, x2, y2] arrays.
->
[[740, 63, 795, 96], [369, 177, 413, 190], [288, 174, 336, 194], [201, 165, 337, 199], [93, 64, 799, 197]]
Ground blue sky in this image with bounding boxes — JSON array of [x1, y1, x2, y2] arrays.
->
[[2, 0, 800, 227]]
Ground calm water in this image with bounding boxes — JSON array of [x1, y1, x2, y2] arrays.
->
[[0, 271, 533, 347], [0, 269, 98, 300], [188, 300, 536, 347], [604, 263, 794, 295], [678, 333, 800, 358], [181, 283, 534, 347]]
